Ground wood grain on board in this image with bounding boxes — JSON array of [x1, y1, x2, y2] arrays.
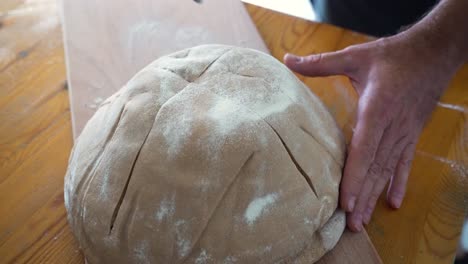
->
[[1, 0, 466, 263], [0, 0, 81, 263], [61, 0, 380, 262], [245, 4, 468, 263], [61, 0, 268, 138]]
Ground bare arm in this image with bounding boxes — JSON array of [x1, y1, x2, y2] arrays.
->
[[402, 0, 468, 66], [284, 0, 468, 232]]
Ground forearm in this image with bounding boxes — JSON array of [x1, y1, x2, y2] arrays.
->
[[398, 0, 468, 69]]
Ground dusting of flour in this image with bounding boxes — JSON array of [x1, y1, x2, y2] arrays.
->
[[134, 240, 151, 264], [161, 65, 301, 161], [155, 194, 176, 221], [244, 193, 279, 225], [162, 112, 193, 159], [207, 97, 255, 135], [174, 220, 191, 258], [254, 94, 294, 118], [195, 250, 212, 264], [223, 256, 239, 264]]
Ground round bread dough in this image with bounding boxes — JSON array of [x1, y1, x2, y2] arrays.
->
[[64, 44, 346, 263]]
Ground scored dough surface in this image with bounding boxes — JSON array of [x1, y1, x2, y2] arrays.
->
[[64, 44, 346, 263]]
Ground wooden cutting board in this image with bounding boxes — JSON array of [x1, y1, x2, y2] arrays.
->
[[61, 0, 269, 137], [61, 0, 381, 263]]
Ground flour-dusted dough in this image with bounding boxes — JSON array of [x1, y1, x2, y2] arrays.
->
[[64, 45, 346, 263]]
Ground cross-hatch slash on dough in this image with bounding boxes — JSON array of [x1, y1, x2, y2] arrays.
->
[[268, 124, 319, 198]]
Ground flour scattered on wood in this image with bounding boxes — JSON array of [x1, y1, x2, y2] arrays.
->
[[93, 97, 104, 105], [86, 97, 104, 109], [244, 193, 278, 225], [175, 26, 214, 49], [127, 21, 174, 60], [130, 21, 163, 37]]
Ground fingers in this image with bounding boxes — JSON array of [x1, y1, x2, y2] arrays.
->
[[346, 124, 398, 231], [347, 128, 416, 230], [387, 142, 416, 208], [361, 135, 408, 225], [283, 50, 354, 77], [339, 105, 385, 214]]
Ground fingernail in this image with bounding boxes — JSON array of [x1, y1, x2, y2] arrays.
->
[[356, 224, 363, 232], [391, 197, 402, 209], [353, 214, 363, 232], [363, 208, 372, 225], [347, 197, 356, 212]]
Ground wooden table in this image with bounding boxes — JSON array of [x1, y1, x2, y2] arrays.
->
[[1, 0, 466, 263]]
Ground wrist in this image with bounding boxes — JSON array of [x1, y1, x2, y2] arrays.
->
[[374, 33, 455, 97], [394, 0, 468, 68], [388, 28, 463, 75]]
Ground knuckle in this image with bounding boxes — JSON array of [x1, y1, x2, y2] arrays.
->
[[342, 172, 364, 193], [305, 53, 323, 64], [394, 134, 410, 148], [368, 162, 383, 177], [344, 175, 366, 192], [399, 142, 416, 168], [388, 152, 401, 167], [383, 159, 398, 176], [399, 157, 413, 169], [381, 166, 394, 177]]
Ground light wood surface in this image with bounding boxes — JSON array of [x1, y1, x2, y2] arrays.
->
[[0, 0, 80, 263], [61, 0, 268, 138], [245, 5, 468, 263], [61, 0, 380, 262], [0, 0, 466, 264]]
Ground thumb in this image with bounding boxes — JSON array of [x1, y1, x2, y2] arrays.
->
[[283, 50, 353, 77]]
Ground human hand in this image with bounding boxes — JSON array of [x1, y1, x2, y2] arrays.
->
[[284, 35, 457, 231]]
